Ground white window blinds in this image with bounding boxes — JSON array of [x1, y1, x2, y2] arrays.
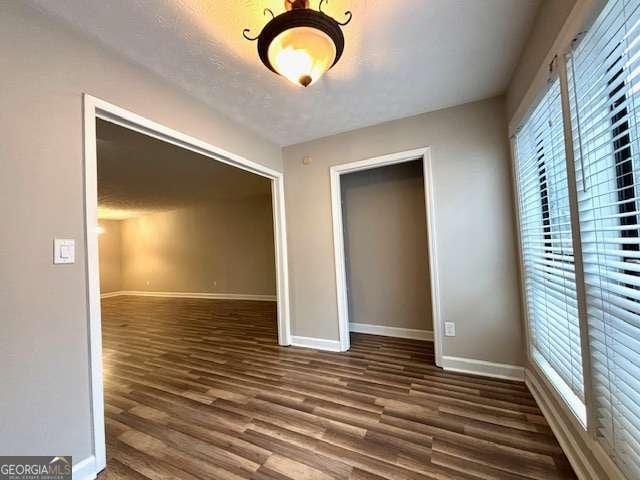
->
[[568, 0, 640, 476], [515, 79, 586, 417]]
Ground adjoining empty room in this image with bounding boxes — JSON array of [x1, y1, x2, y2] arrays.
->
[[96, 118, 278, 307], [94, 117, 283, 470]]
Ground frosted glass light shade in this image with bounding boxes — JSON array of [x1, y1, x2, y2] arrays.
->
[[267, 27, 336, 87]]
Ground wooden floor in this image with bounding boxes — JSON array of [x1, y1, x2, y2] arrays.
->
[[98, 296, 576, 480]]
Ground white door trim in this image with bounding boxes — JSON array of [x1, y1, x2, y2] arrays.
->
[[82, 94, 291, 473], [329, 147, 443, 365]]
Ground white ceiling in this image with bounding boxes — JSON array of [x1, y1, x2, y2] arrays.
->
[[97, 119, 271, 219], [30, 0, 540, 146]]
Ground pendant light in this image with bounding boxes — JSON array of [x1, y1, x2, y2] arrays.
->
[[243, 0, 352, 87]]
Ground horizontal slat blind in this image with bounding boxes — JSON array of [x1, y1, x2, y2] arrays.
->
[[515, 79, 586, 412], [568, 0, 640, 477]]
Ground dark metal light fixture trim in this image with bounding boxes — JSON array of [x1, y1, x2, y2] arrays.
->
[[243, 0, 352, 87]]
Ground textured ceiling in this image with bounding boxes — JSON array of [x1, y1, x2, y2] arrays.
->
[[97, 119, 271, 219], [30, 0, 540, 146]]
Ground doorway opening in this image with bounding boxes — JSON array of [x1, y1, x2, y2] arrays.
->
[[329, 148, 442, 365], [83, 95, 290, 473]]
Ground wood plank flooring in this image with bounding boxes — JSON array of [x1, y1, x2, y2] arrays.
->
[[98, 296, 576, 480]]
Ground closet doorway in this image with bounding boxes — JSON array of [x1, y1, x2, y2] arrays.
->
[[330, 148, 442, 365]]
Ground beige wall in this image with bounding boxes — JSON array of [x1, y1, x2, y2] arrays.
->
[[506, 0, 577, 119], [283, 96, 524, 366], [341, 161, 431, 331], [117, 196, 275, 295], [98, 220, 123, 293], [0, 1, 281, 461]]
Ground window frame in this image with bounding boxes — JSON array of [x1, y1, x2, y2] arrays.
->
[[512, 73, 589, 427]]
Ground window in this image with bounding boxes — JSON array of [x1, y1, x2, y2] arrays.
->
[[514, 78, 586, 421], [513, 1, 640, 477], [567, 0, 640, 477]]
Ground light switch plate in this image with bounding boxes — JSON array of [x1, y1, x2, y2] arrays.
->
[[54, 238, 75, 264], [444, 322, 456, 337]]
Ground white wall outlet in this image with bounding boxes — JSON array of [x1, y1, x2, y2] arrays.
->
[[146, 280, 150, 286], [53, 238, 75, 264], [444, 322, 456, 337]]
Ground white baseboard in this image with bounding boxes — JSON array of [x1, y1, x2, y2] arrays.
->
[[100, 290, 277, 302], [349, 322, 433, 341], [99, 291, 123, 299], [72, 455, 96, 480], [291, 335, 342, 352], [441, 355, 524, 381]]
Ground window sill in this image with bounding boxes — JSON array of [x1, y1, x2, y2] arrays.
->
[[531, 348, 587, 429]]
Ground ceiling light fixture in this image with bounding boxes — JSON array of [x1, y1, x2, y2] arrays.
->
[[243, 0, 352, 87]]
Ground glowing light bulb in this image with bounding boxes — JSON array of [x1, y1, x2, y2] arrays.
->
[[268, 27, 336, 87]]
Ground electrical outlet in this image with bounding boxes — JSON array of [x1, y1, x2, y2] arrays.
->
[[444, 322, 456, 337], [146, 281, 150, 286]]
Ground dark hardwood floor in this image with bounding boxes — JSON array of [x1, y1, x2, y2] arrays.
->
[[98, 296, 576, 480]]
